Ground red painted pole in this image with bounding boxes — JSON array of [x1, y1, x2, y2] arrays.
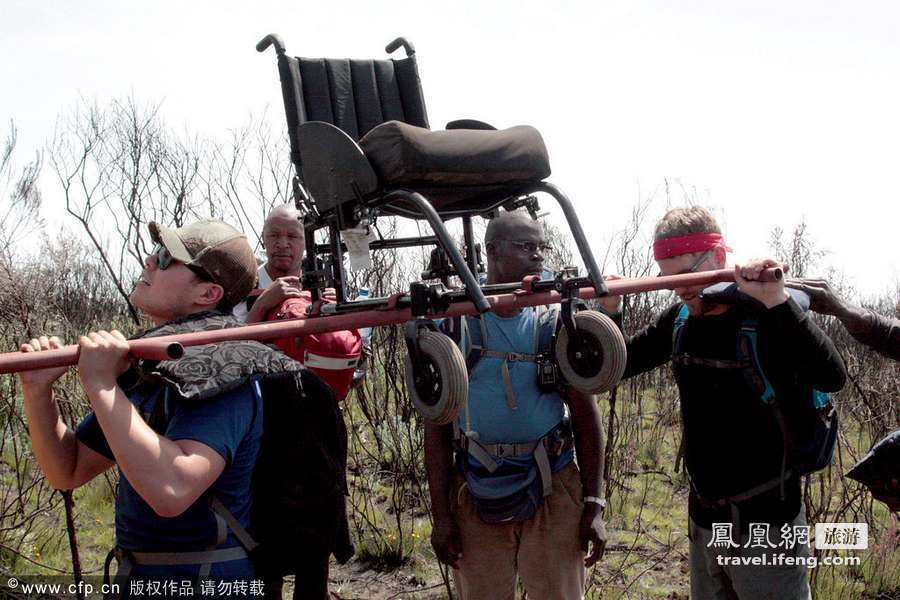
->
[[0, 337, 182, 375], [0, 267, 780, 374]]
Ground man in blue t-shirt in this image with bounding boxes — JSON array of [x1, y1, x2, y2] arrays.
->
[[18, 220, 262, 592], [425, 211, 607, 599]]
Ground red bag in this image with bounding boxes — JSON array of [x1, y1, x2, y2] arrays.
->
[[267, 292, 363, 401]]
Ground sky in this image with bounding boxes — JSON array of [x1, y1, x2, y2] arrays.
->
[[1, 0, 898, 298]]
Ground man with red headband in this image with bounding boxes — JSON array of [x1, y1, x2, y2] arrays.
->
[[601, 206, 846, 599]]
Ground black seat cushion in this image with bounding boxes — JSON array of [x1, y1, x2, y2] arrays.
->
[[359, 121, 551, 188]]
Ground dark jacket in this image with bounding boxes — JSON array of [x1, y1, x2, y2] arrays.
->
[[621, 298, 846, 530]]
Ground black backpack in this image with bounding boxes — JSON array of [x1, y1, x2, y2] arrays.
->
[[250, 369, 352, 576], [671, 299, 839, 498], [127, 317, 352, 581]]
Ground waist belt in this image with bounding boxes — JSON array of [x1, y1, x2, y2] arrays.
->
[[692, 470, 793, 557], [102, 497, 255, 600], [671, 355, 750, 369], [458, 423, 572, 499], [477, 438, 541, 458], [103, 546, 249, 599]]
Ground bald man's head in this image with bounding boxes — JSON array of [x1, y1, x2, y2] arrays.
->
[[484, 211, 546, 284], [485, 211, 542, 247], [262, 204, 305, 278], [264, 204, 305, 228]]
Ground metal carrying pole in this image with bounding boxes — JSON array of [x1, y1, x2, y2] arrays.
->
[[0, 268, 781, 375]]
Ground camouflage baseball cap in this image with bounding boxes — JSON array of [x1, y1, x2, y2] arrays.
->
[[148, 219, 257, 308]]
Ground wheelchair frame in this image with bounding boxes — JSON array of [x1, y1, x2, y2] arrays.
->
[[256, 34, 609, 317], [256, 34, 629, 417]]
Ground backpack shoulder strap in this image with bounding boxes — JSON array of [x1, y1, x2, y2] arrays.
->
[[671, 304, 690, 361], [737, 314, 832, 407], [210, 497, 260, 553], [444, 315, 464, 345], [443, 315, 483, 374], [671, 305, 747, 370], [736, 316, 776, 403], [146, 386, 174, 436], [671, 304, 690, 473], [536, 304, 560, 356], [736, 314, 796, 499]]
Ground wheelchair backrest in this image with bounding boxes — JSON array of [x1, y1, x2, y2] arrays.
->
[[277, 51, 429, 147]]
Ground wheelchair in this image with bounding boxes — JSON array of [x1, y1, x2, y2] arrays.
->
[[257, 34, 627, 424]]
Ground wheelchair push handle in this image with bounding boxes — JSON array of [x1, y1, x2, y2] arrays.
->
[[385, 37, 415, 56], [256, 34, 286, 54]]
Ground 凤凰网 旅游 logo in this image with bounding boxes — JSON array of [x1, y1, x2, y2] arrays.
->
[[814, 523, 868, 550]]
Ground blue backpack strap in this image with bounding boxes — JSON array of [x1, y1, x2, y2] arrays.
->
[[536, 304, 560, 356], [736, 317, 777, 403], [671, 304, 690, 472], [737, 312, 831, 409], [740, 314, 825, 416], [671, 304, 690, 361], [812, 389, 830, 409], [461, 307, 559, 374], [444, 315, 485, 374], [466, 315, 487, 373]]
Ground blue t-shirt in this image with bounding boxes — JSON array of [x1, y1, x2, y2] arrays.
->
[[447, 307, 574, 498], [76, 380, 263, 581]]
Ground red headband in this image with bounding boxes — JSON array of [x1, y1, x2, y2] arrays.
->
[[653, 233, 731, 261]]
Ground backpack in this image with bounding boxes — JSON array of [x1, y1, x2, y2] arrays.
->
[[671, 302, 839, 498], [146, 371, 351, 581], [268, 292, 363, 401], [846, 429, 900, 500], [112, 325, 352, 587], [251, 370, 352, 576]]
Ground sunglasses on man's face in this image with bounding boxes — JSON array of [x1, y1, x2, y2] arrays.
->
[[151, 245, 213, 281], [657, 248, 714, 278], [152, 245, 176, 270]]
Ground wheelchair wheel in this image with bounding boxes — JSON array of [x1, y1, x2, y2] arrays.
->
[[556, 310, 627, 394], [404, 330, 468, 425]]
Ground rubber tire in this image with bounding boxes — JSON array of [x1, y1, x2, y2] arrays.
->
[[405, 330, 469, 426], [556, 310, 627, 394]]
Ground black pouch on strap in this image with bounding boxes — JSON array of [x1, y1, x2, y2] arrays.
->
[[471, 472, 545, 525]]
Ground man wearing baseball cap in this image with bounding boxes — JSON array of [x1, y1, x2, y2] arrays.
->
[[148, 218, 259, 313], [19, 219, 264, 592]]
